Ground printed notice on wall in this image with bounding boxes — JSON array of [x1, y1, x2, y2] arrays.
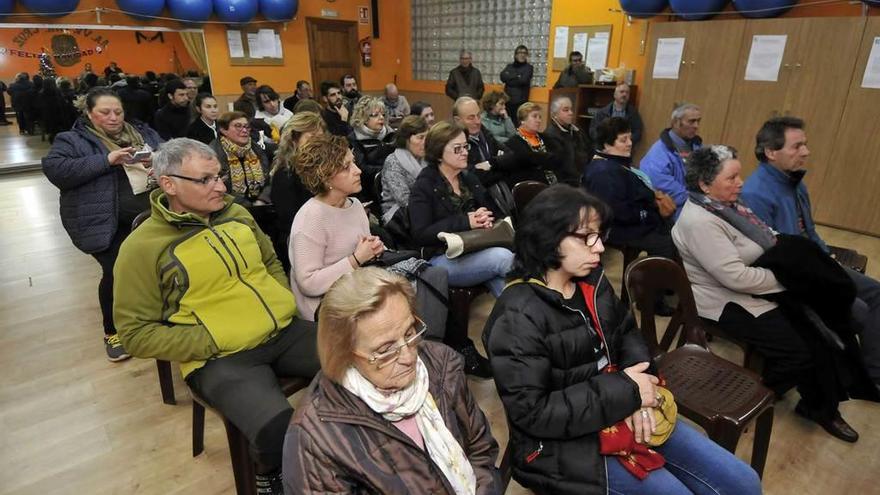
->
[[585, 35, 609, 70], [572, 32, 588, 58], [246, 33, 261, 58], [226, 30, 244, 58], [861, 37, 880, 89], [652, 38, 685, 80], [553, 26, 570, 59], [745, 35, 787, 82]]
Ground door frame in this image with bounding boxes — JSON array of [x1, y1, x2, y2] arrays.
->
[[305, 18, 361, 92]]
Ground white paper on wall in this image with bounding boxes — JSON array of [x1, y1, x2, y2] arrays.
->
[[652, 37, 685, 80], [274, 34, 283, 58], [258, 29, 275, 58], [553, 26, 569, 58], [246, 33, 261, 58], [744, 35, 787, 82], [585, 36, 609, 70], [861, 37, 880, 89], [227, 30, 244, 58], [572, 32, 588, 57]]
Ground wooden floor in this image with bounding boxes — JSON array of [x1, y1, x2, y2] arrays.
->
[[2, 171, 879, 495], [0, 121, 51, 173]]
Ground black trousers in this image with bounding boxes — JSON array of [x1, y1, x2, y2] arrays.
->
[[90, 226, 130, 336], [186, 318, 320, 470], [716, 302, 840, 419], [627, 222, 679, 261]]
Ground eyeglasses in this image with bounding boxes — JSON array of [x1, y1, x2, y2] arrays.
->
[[168, 174, 227, 186], [353, 318, 427, 369], [567, 230, 608, 247], [450, 143, 471, 155], [231, 123, 250, 131]]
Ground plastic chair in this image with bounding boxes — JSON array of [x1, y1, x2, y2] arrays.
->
[[511, 180, 547, 225], [625, 256, 775, 478], [191, 376, 311, 495]]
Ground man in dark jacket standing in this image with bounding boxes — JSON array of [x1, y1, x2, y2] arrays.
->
[[8, 72, 33, 134], [589, 83, 643, 147], [445, 50, 485, 101], [154, 79, 192, 140], [0, 80, 11, 125], [500, 45, 533, 126], [544, 95, 593, 185]]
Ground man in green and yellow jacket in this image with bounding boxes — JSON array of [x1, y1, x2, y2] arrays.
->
[[114, 138, 318, 493]]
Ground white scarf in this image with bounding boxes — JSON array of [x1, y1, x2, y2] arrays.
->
[[342, 359, 476, 495]]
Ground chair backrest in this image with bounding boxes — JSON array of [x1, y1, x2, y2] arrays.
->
[[624, 256, 709, 358], [373, 170, 383, 205], [512, 180, 547, 216], [132, 210, 151, 230]]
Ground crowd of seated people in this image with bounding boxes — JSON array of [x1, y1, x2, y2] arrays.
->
[[36, 51, 880, 495]]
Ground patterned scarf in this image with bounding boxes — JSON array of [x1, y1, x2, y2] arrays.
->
[[688, 192, 777, 250], [342, 359, 477, 495], [516, 127, 546, 152], [86, 119, 151, 194], [219, 136, 264, 200]]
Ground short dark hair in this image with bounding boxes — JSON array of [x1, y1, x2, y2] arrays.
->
[[569, 51, 583, 62], [480, 90, 508, 112], [320, 80, 340, 97], [410, 101, 432, 116], [193, 92, 215, 109], [595, 117, 632, 149], [394, 116, 429, 149], [293, 99, 323, 114], [510, 185, 611, 281], [255, 85, 280, 111], [164, 78, 186, 98], [217, 111, 249, 131], [424, 121, 464, 168], [340, 74, 356, 86], [85, 87, 120, 112], [685, 145, 739, 192], [755, 116, 805, 162], [296, 80, 310, 90]]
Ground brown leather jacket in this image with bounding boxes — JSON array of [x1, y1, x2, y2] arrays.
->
[[282, 341, 500, 494]]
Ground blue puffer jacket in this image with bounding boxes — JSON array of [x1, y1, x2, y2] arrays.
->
[[42, 117, 163, 254]]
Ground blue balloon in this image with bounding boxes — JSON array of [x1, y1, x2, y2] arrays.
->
[[116, 0, 165, 19], [862, 0, 880, 6], [733, 0, 796, 18], [0, 0, 14, 18], [260, 0, 298, 21], [167, 0, 213, 23], [620, 0, 668, 18], [669, 0, 728, 20], [214, 0, 257, 23], [20, 0, 80, 16]]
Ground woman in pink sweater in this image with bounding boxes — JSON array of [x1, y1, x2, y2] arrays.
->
[[289, 134, 385, 321]]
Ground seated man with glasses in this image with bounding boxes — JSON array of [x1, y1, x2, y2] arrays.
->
[[283, 267, 500, 494], [114, 138, 319, 494]]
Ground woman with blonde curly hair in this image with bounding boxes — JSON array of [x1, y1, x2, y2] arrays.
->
[[270, 111, 327, 268], [347, 95, 397, 202]]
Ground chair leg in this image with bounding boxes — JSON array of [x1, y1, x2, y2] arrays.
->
[[224, 419, 257, 495], [707, 420, 742, 455], [750, 406, 774, 479], [192, 401, 205, 457], [156, 360, 176, 405]]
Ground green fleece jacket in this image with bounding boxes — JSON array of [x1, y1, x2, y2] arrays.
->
[[114, 189, 296, 377]]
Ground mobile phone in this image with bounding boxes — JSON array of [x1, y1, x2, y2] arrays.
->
[[127, 150, 152, 163]]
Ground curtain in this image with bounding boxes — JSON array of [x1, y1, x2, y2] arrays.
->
[[180, 32, 208, 75]]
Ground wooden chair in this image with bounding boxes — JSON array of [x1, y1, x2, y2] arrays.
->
[[511, 180, 547, 225], [829, 245, 868, 274], [131, 210, 179, 406], [192, 376, 311, 495], [625, 256, 775, 478], [604, 242, 642, 305]]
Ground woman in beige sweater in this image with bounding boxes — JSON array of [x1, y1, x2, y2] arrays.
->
[[672, 145, 858, 443]]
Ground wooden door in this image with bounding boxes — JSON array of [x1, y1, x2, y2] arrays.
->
[[815, 17, 880, 234], [674, 20, 746, 146], [783, 17, 865, 212], [637, 22, 691, 160], [720, 19, 801, 175], [306, 18, 360, 90]]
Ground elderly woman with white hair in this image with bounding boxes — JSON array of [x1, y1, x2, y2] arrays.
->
[[347, 95, 397, 202], [282, 267, 500, 494], [672, 145, 861, 443]]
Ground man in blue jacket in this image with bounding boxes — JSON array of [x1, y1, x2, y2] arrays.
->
[[640, 103, 702, 219], [742, 116, 880, 389]]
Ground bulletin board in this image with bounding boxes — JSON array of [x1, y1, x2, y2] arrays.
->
[[551, 24, 613, 71], [226, 28, 284, 66]]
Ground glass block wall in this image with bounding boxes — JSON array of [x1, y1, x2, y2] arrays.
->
[[411, 0, 552, 87]]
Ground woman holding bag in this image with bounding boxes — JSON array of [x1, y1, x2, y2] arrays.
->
[[482, 184, 762, 495], [409, 121, 514, 298]]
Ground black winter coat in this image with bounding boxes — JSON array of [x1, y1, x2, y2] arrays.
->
[[500, 133, 568, 188], [153, 103, 191, 140], [482, 273, 651, 495], [408, 166, 501, 253], [500, 61, 533, 106], [185, 118, 217, 145], [466, 127, 512, 187], [42, 117, 163, 253], [543, 120, 593, 186]]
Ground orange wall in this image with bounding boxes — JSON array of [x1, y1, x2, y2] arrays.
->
[[0, 27, 196, 81]]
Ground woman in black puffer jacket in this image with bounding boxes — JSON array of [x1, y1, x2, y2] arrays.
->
[[482, 185, 762, 495]]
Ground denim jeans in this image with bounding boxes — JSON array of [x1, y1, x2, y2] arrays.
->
[[429, 247, 514, 298], [607, 421, 762, 495]]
